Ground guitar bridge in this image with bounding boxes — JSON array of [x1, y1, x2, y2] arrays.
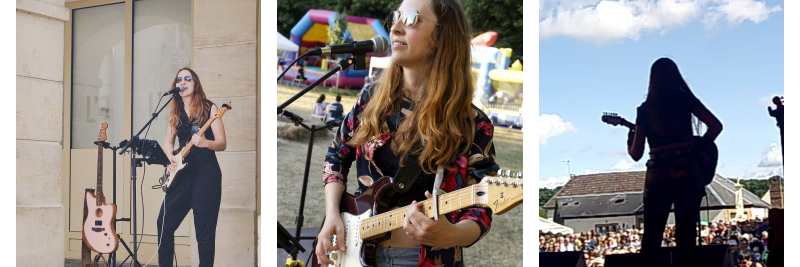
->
[[92, 227, 105, 232]]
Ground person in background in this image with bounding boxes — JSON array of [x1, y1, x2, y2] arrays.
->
[[313, 94, 327, 117], [327, 95, 345, 123], [362, 76, 372, 91], [738, 253, 753, 267]]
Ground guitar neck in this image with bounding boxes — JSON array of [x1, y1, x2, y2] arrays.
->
[[96, 142, 104, 204], [182, 115, 220, 157], [620, 121, 635, 130], [359, 186, 480, 240]]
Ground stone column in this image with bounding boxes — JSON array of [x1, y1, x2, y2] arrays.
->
[[16, 0, 69, 266], [190, 0, 258, 266]]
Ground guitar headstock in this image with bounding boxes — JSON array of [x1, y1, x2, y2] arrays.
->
[[476, 176, 523, 215], [601, 112, 623, 125], [214, 101, 232, 118], [98, 122, 108, 142], [601, 112, 634, 129]]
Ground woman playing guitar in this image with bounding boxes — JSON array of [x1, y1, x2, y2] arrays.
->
[[627, 58, 723, 267], [159, 68, 227, 267], [315, 0, 500, 266]]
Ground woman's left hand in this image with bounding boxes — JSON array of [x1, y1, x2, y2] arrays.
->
[[191, 134, 208, 148], [403, 191, 459, 248]]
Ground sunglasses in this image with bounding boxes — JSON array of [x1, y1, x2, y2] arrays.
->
[[388, 8, 439, 28], [175, 76, 193, 83]]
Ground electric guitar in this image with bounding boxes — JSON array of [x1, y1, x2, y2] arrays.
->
[[601, 112, 718, 185], [162, 102, 232, 193], [82, 122, 119, 254], [311, 174, 523, 267]]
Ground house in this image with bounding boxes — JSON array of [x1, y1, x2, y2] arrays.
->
[[543, 171, 771, 233]]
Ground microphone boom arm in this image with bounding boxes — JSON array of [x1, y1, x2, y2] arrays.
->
[[277, 57, 357, 114]]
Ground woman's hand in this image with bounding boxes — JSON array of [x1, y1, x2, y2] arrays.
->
[[403, 191, 459, 248], [165, 156, 177, 175], [315, 216, 346, 266], [191, 134, 208, 148]]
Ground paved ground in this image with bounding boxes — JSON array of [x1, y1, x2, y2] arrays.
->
[[65, 258, 190, 267]]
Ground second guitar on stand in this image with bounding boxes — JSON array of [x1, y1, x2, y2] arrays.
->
[[82, 122, 119, 254]]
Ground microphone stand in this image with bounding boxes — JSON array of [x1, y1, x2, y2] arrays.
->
[[277, 55, 362, 266], [117, 93, 176, 267]]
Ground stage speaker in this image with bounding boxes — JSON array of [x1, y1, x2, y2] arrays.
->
[[605, 245, 731, 267], [539, 251, 587, 267]]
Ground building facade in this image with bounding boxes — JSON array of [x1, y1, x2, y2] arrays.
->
[[17, 0, 261, 266], [545, 171, 770, 233]]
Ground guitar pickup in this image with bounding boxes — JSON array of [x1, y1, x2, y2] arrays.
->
[[92, 227, 105, 232], [95, 220, 102, 226]]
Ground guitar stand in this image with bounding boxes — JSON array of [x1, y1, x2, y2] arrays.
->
[[277, 56, 360, 265], [95, 140, 142, 267]]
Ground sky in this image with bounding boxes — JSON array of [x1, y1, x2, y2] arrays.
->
[[538, 0, 784, 189]]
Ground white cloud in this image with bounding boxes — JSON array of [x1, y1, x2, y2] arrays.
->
[[744, 166, 783, 179], [540, 114, 578, 145], [757, 142, 782, 167], [610, 159, 637, 171], [540, 0, 782, 44], [539, 175, 572, 189]]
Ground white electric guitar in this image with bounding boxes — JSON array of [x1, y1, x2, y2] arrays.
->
[[162, 102, 231, 193], [311, 174, 523, 267]]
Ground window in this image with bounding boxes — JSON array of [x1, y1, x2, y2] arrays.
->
[[71, 3, 126, 149]]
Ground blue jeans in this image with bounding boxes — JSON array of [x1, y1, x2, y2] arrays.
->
[[375, 247, 420, 267]]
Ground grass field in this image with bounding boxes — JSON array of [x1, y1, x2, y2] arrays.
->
[[275, 84, 524, 266]]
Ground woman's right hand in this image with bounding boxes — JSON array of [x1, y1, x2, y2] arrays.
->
[[315, 215, 346, 266], [165, 156, 177, 175]]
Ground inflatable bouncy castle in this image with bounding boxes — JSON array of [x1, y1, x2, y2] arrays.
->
[[281, 9, 390, 88]]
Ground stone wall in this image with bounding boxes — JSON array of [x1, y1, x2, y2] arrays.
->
[[190, 0, 259, 265], [16, 0, 69, 266]]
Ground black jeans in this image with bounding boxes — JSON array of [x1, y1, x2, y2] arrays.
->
[[640, 154, 705, 267], [157, 160, 222, 267]]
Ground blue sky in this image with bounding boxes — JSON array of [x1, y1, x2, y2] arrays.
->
[[538, 0, 784, 188]]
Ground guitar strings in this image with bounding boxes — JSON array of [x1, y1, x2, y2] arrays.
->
[[360, 179, 522, 238]]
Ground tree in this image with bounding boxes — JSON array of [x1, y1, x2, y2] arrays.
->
[[540, 207, 548, 218], [461, 0, 524, 62], [277, 0, 523, 62], [328, 11, 352, 46]]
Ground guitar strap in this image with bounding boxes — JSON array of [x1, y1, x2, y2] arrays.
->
[[392, 141, 423, 194]]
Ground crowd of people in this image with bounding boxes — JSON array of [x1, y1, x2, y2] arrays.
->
[[540, 218, 771, 267]]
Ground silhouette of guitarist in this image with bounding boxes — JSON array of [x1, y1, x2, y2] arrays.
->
[[627, 57, 723, 267]]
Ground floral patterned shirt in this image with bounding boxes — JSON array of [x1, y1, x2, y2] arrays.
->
[[323, 85, 500, 267]]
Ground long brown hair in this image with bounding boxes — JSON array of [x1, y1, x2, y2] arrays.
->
[[168, 68, 211, 129], [348, 0, 475, 174], [645, 57, 702, 135]]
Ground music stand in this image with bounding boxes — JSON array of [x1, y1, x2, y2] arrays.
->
[[278, 221, 306, 256]]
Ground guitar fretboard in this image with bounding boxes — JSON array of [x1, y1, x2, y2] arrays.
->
[[96, 141, 103, 205], [358, 186, 480, 240]]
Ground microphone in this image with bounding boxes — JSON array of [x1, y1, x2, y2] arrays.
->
[[163, 85, 184, 96], [306, 36, 389, 57]]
